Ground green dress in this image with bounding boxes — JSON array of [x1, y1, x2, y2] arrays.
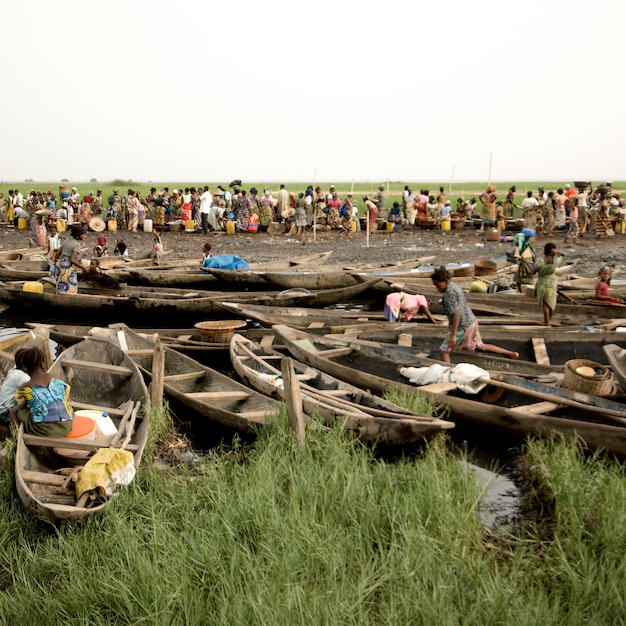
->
[[535, 255, 563, 311]]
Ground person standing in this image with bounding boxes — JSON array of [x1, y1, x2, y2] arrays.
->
[[277, 184, 289, 222], [127, 190, 140, 232], [199, 186, 212, 235], [478, 185, 497, 228], [364, 196, 378, 227], [431, 266, 519, 362], [513, 228, 537, 293], [521, 191, 539, 230], [534, 243, 565, 326], [51, 224, 85, 294], [375, 185, 387, 220]]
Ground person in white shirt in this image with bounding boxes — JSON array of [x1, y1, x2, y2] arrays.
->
[[199, 186, 212, 235]]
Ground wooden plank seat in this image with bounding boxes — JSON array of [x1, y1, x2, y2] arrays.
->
[[186, 391, 250, 400], [22, 433, 139, 452], [61, 359, 133, 377], [163, 371, 205, 382]]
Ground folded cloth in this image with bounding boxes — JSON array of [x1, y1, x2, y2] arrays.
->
[[75, 448, 135, 499]]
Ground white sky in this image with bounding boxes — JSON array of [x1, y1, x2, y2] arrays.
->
[[3, 0, 625, 184]]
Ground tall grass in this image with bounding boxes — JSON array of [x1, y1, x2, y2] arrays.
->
[[0, 409, 623, 625]]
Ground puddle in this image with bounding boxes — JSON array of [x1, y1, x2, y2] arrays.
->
[[465, 462, 521, 532]]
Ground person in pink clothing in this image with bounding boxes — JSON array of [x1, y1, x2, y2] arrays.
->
[[384, 292, 442, 324]]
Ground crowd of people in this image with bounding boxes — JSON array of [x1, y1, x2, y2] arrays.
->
[[1, 181, 623, 242]]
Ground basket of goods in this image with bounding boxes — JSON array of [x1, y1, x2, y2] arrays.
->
[[562, 359, 613, 395], [168, 221, 183, 232], [573, 181, 591, 190], [194, 320, 247, 344], [484, 228, 501, 242], [451, 263, 475, 278], [418, 219, 436, 229], [474, 259, 498, 276], [451, 217, 466, 230]]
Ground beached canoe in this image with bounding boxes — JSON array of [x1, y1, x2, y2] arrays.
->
[[110, 323, 281, 433], [15, 337, 149, 522], [273, 325, 626, 458], [230, 334, 454, 446], [603, 344, 626, 393]]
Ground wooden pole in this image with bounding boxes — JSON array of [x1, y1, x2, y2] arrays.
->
[[366, 203, 370, 247], [151, 339, 165, 406], [281, 357, 305, 446], [487, 152, 493, 186], [449, 164, 455, 194], [350, 178, 354, 193]]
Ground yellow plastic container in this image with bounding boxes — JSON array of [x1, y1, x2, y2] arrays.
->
[[386, 221, 394, 232], [351, 219, 357, 233], [185, 220, 195, 231], [226, 220, 235, 235], [108, 219, 117, 231], [56, 218, 67, 232], [23, 281, 43, 293], [615, 221, 626, 234], [17, 217, 27, 230], [441, 219, 451, 231]]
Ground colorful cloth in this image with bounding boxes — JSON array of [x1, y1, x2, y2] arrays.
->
[[15, 378, 73, 424], [75, 448, 136, 499], [52, 256, 79, 294], [440, 320, 484, 354]]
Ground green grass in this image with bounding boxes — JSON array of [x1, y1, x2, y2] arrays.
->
[[0, 401, 624, 625]]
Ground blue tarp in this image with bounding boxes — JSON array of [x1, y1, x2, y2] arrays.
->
[[200, 254, 250, 272]]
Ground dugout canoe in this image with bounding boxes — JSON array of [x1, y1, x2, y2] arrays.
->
[[108, 251, 334, 287], [109, 323, 281, 433], [230, 334, 454, 446], [273, 325, 626, 458], [15, 337, 149, 522], [603, 344, 626, 393]]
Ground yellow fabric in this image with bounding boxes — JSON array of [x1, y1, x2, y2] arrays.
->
[[75, 448, 135, 499]]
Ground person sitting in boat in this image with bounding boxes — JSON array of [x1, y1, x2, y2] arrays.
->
[[0, 348, 30, 425], [595, 265, 625, 304], [431, 266, 519, 363], [201, 242, 212, 262], [9, 347, 74, 437], [51, 224, 85, 294], [384, 292, 442, 324]]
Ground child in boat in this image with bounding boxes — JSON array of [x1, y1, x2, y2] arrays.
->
[[9, 347, 74, 437], [114, 240, 128, 256], [431, 266, 519, 362], [0, 348, 30, 424], [595, 265, 625, 304]]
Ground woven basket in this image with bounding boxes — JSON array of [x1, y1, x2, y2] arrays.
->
[[474, 259, 498, 276], [194, 320, 246, 343], [452, 264, 475, 278], [562, 359, 613, 395], [451, 218, 466, 230]]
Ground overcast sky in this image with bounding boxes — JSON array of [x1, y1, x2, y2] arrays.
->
[[3, 0, 625, 184]]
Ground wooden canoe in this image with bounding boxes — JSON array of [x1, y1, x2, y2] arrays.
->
[[109, 323, 281, 433], [15, 337, 149, 522], [273, 325, 626, 458], [0, 327, 53, 378], [603, 344, 626, 393], [231, 334, 454, 446], [108, 251, 334, 287]]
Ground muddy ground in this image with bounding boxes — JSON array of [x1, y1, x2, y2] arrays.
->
[[0, 224, 621, 275]]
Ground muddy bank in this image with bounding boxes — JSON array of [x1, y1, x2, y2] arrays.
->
[[2, 225, 620, 276]]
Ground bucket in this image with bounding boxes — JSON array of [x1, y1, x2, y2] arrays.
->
[[108, 220, 118, 231], [23, 281, 43, 294], [72, 409, 117, 445], [247, 223, 258, 233], [485, 228, 501, 242], [17, 217, 27, 230], [53, 414, 97, 459], [56, 218, 67, 232], [226, 220, 235, 235], [195, 320, 247, 343], [143, 218, 153, 233], [185, 220, 195, 231], [386, 221, 394, 232], [441, 219, 451, 231]]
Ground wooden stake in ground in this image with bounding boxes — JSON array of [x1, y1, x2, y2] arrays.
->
[[487, 152, 493, 186], [449, 164, 455, 195], [151, 339, 165, 406], [281, 357, 305, 445]]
